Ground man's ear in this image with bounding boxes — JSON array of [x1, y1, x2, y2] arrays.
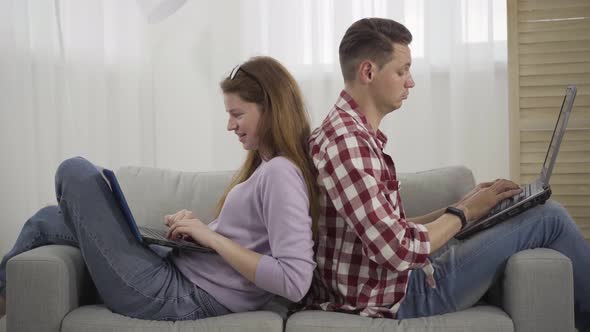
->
[[358, 60, 374, 84]]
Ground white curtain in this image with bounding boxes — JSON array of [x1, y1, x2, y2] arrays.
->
[[0, 0, 508, 254]]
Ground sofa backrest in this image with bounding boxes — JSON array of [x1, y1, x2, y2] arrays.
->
[[116, 165, 476, 228], [117, 166, 234, 227], [398, 166, 476, 217]]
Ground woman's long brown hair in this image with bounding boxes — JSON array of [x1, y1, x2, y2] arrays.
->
[[216, 56, 319, 230]]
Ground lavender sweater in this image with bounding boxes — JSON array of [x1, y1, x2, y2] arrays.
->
[[172, 157, 316, 312]]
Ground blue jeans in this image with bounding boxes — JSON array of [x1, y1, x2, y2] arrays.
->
[[397, 200, 590, 330], [0, 157, 230, 321]]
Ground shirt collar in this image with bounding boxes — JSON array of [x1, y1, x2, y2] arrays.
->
[[335, 90, 388, 149]]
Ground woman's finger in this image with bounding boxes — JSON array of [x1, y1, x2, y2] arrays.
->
[[166, 219, 197, 239], [173, 209, 192, 225], [170, 225, 193, 240], [166, 220, 184, 238], [166, 209, 192, 226], [173, 210, 186, 223]]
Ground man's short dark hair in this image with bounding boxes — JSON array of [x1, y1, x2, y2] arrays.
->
[[339, 18, 412, 82]]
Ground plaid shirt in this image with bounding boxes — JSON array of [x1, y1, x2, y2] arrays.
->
[[306, 90, 435, 318]]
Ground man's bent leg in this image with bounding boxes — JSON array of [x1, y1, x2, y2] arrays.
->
[[397, 201, 590, 329]]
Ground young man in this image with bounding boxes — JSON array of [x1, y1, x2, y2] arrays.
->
[[307, 17, 590, 329]]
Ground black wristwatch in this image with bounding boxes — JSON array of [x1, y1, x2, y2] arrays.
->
[[445, 206, 467, 230]]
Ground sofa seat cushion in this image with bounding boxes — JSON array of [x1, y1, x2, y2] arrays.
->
[[286, 305, 514, 332], [62, 305, 284, 332]]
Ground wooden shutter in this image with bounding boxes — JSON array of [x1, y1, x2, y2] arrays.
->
[[508, 0, 590, 240]]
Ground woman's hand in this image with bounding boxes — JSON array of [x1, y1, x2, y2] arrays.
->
[[457, 179, 522, 222], [164, 209, 196, 227], [165, 217, 216, 248]]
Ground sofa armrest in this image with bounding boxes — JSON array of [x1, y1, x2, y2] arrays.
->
[[7, 245, 93, 332], [503, 248, 574, 332]]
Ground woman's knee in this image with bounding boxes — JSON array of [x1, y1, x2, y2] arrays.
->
[[55, 157, 98, 197], [56, 157, 93, 181]]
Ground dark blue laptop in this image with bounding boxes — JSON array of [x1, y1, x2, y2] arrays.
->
[[100, 167, 214, 253]]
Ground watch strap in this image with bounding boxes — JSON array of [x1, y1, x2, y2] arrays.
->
[[445, 206, 467, 230]]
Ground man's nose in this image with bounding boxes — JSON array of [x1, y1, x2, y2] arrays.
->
[[406, 73, 415, 88]]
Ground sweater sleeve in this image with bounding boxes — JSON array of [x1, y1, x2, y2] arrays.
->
[[254, 157, 316, 302]]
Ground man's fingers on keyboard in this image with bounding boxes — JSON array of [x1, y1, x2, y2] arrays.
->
[[499, 188, 522, 200], [502, 186, 522, 194]]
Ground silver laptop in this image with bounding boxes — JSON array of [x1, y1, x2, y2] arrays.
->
[[456, 85, 577, 240]]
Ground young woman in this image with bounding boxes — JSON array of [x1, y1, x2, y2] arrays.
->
[[0, 56, 318, 320]]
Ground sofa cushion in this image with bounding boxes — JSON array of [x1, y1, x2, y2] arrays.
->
[[285, 305, 513, 332], [62, 305, 284, 332]]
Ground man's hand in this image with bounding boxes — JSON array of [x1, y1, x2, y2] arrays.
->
[[456, 181, 495, 206], [457, 179, 522, 222]]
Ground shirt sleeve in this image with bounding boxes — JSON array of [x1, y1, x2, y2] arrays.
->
[[317, 133, 431, 272], [254, 158, 317, 302]]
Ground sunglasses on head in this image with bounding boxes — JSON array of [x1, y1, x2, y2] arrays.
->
[[228, 65, 269, 104]]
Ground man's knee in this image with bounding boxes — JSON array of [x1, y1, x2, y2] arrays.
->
[[539, 200, 570, 219], [537, 200, 579, 233]]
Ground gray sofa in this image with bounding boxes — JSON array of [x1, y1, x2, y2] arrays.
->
[[1, 166, 575, 332]]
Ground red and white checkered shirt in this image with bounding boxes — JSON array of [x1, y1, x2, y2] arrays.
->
[[306, 90, 435, 318]]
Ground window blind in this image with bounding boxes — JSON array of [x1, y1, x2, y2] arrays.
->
[[508, 0, 590, 240]]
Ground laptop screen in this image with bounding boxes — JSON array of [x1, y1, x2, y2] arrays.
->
[[101, 168, 145, 243], [539, 85, 577, 186]]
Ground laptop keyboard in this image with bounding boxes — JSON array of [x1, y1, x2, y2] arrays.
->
[[140, 226, 170, 241], [487, 183, 536, 216]]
